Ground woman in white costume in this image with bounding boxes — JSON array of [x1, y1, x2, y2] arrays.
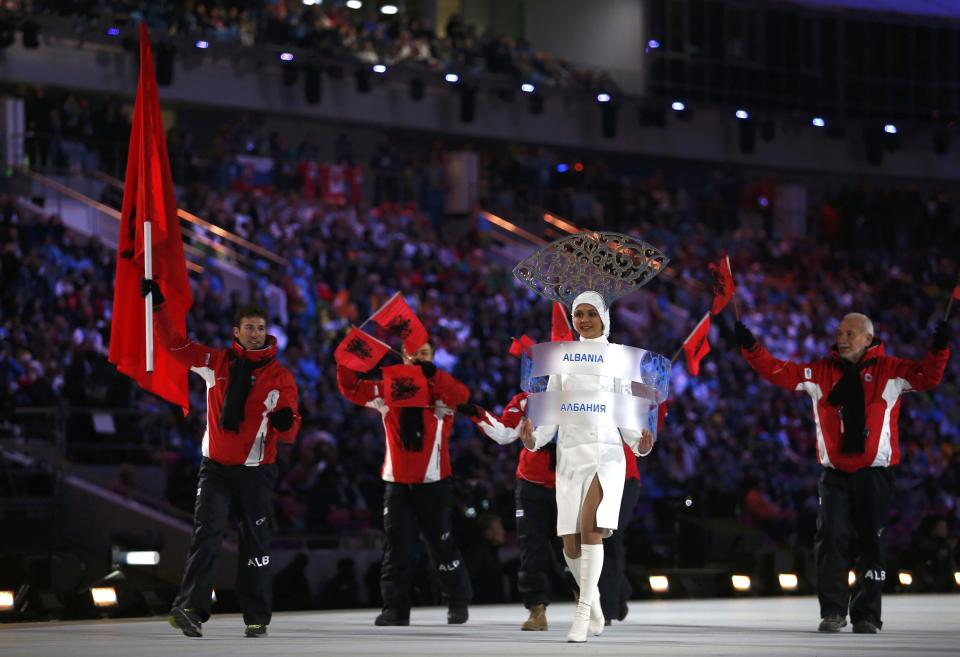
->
[[519, 290, 654, 642]]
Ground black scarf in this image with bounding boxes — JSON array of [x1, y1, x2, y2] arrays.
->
[[827, 358, 872, 454], [220, 349, 274, 432], [398, 407, 425, 451]]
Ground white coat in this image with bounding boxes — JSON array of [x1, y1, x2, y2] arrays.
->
[[531, 334, 647, 536]]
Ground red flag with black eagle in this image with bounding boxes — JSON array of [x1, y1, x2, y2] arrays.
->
[[508, 334, 535, 358], [335, 327, 391, 372], [683, 313, 712, 377], [381, 364, 430, 407], [551, 302, 574, 342], [708, 255, 736, 315], [369, 292, 429, 354], [108, 23, 193, 413]]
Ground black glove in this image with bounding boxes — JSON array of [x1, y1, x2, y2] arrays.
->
[[140, 278, 165, 307], [456, 403, 480, 418], [932, 320, 951, 351], [734, 321, 757, 350], [417, 361, 437, 378], [269, 407, 295, 432]]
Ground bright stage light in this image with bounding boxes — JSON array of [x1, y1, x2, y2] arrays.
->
[[280, 52, 294, 62], [0, 590, 13, 610], [648, 39, 660, 49], [671, 101, 686, 111], [372, 64, 387, 74], [848, 570, 856, 586], [123, 551, 160, 566], [778, 573, 799, 591], [731, 575, 751, 591], [596, 93, 611, 103], [380, 4, 398, 14], [955, 572, 960, 586], [195, 40, 210, 49], [736, 109, 749, 120], [649, 575, 670, 592], [521, 83, 535, 93], [898, 572, 913, 586], [106, 27, 120, 37], [445, 73, 459, 83], [884, 124, 898, 134], [556, 163, 568, 173], [347, 0, 362, 7], [812, 117, 826, 127], [91, 587, 118, 608]]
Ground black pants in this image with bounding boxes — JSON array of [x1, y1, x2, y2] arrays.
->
[[815, 467, 893, 627], [174, 458, 278, 626], [515, 479, 564, 609], [599, 478, 641, 619], [381, 479, 472, 612]]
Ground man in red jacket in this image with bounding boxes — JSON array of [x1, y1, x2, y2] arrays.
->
[[336, 340, 472, 626], [736, 313, 950, 634], [142, 280, 301, 639], [460, 392, 562, 631]]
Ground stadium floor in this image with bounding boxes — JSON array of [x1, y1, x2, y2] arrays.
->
[[3, 594, 958, 656]]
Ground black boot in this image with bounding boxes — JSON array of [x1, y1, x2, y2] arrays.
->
[[447, 605, 469, 624], [375, 607, 410, 626]]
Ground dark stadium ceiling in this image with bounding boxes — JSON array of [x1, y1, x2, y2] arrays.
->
[[787, 0, 960, 20]]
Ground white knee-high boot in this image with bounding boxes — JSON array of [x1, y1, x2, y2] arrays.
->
[[563, 551, 605, 636], [566, 544, 604, 642]]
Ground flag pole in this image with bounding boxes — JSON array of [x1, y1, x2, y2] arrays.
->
[[946, 274, 960, 321], [144, 220, 154, 372], [671, 313, 710, 364], [727, 255, 741, 321]]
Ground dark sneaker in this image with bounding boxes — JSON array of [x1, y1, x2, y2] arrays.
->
[[852, 620, 879, 634], [374, 608, 410, 626], [244, 624, 267, 638], [617, 600, 629, 622], [447, 606, 469, 624], [818, 615, 847, 633], [168, 607, 202, 637]]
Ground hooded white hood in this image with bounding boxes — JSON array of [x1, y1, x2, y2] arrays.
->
[[570, 290, 610, 340]]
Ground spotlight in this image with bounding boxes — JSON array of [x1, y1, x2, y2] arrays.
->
[[106, 27, 120, 37], [778, 573, 799, 591], [884, 123, 897, 134], [601, 103, 618, 139], [954, 572, 960, 586], [528, 93, 544, 115], [556, 163, 569, 173], [648, 39, 660, 49], [194, 40, 210, 49], [898, 572, 913, 586], [111, 548, 160, 567], [304, 64, 322, 103], [372, 64, 387, 74], [459, 86, 476, 123], [91, 587, 118, 608], [0, 590, 13, 611], [596, 93, 611, 103], [409, 77, 425, 101], [280, 52, 294, 61], [521, 83, 535, 94], [347, 0, 363, 7], [684, 496, 694, 508], [381, 4, 399, 15], [21, 20, 39, 49], [355, 68, 371, 93], [848, 570, 856, 586], [302, 0, 321, 4], [574, 162, 584, 172], [445, 73, 459, 83], [154, 43, 176, 86], [671, 100, 686, 111], [735, 109, 749, 120], [812, 117, 826, 128], [649, 575, 669, 592], [731, 575, 751, 591]]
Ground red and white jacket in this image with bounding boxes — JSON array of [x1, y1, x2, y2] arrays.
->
[[471, 392, 640, 486], [336, 365, 470, 484], [743, 340, 949, 472], [154, 310, 301, 466]]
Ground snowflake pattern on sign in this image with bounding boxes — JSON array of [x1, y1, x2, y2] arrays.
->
[[512, 232, 669, 306]]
